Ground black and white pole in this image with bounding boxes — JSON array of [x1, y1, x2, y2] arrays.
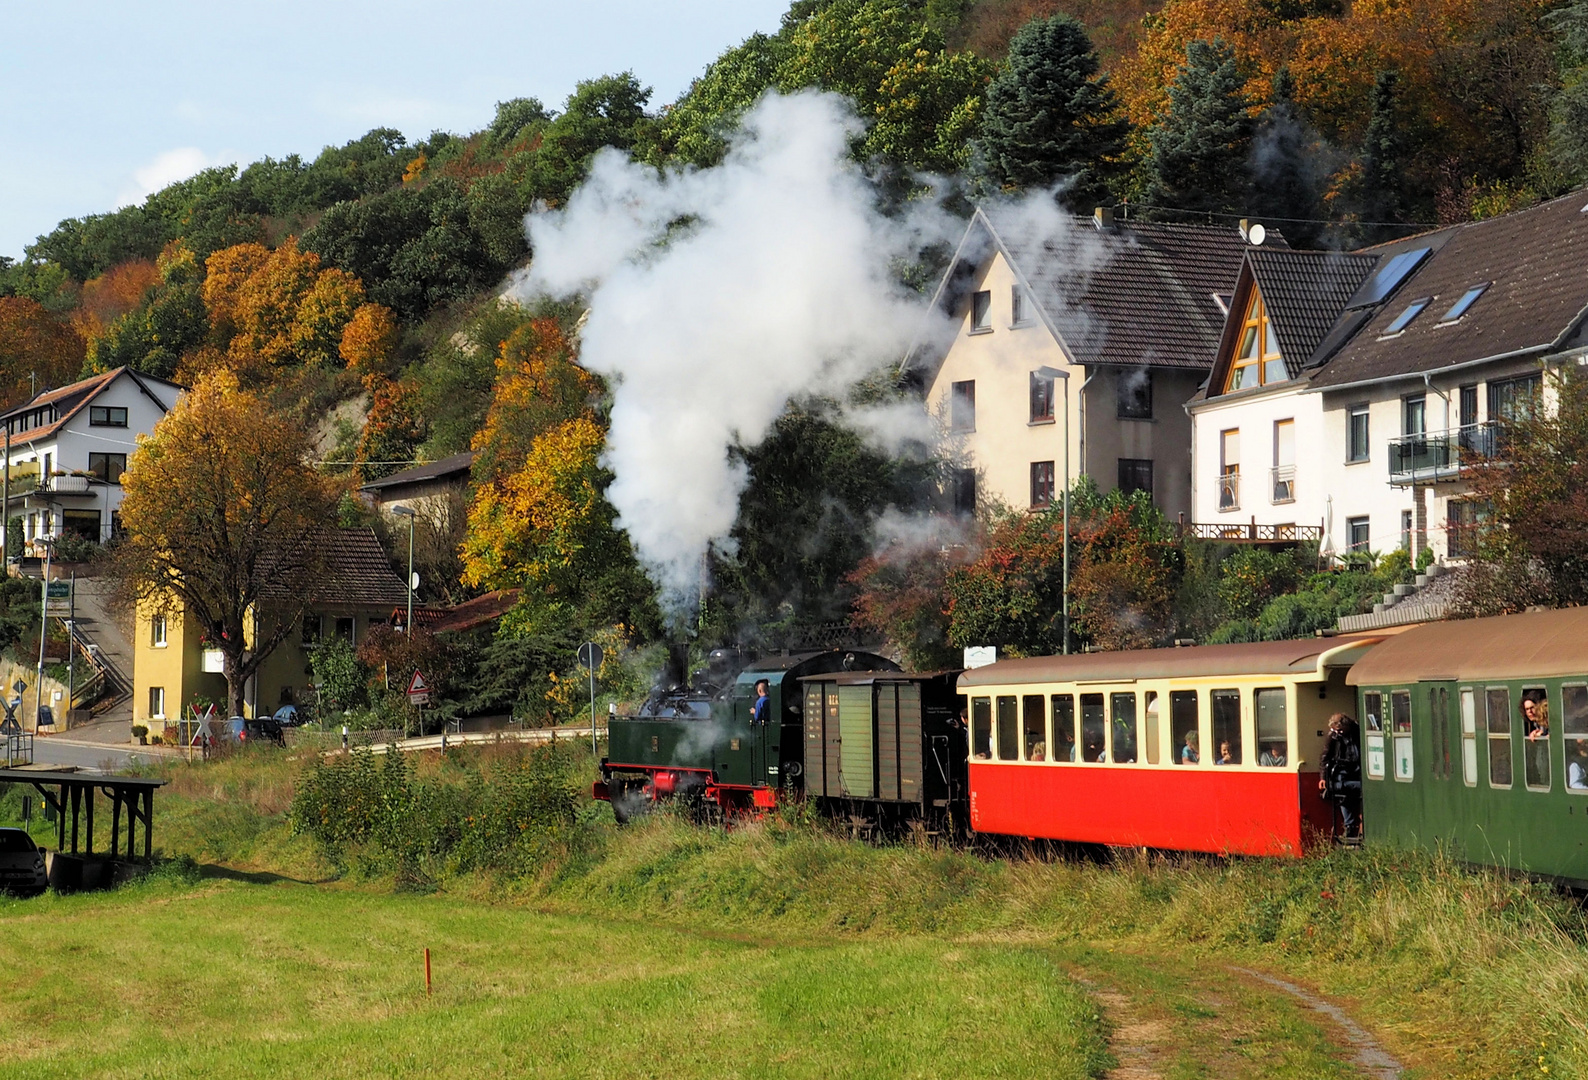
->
[[577, 642, 604, 759]]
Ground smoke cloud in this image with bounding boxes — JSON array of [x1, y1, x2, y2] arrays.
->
[[515, 90, 956, 611]]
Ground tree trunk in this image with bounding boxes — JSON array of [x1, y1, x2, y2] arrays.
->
[[222, 647, 253, 720]]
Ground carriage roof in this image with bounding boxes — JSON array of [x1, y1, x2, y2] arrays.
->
[[1346, 606, 1588, 686], [959, 635, 1387, 687]]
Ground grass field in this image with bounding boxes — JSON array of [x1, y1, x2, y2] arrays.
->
[[3, 746, 1587, 1079]]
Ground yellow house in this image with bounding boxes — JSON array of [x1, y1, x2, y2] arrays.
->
[[903, 206, 1266, 523], [132, 528, 410, 731]]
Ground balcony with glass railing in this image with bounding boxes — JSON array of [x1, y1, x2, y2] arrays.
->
[[1388, 421, 1499, 485]]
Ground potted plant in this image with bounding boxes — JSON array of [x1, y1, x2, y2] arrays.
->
[[131, 724, 148, 746]]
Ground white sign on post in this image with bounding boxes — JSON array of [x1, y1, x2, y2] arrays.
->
[[963, 646, 997, 669]]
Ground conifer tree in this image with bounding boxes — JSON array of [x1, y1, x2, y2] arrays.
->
[[1143, 38, 1253, 217], [972, 14, 1129, 210], [1359, 70, 1405, 240], [1249, 66, 1324, 247]]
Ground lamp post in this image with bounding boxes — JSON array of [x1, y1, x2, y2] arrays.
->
[[392, 506, 416, 633], [1035, 366, 1072, 655]]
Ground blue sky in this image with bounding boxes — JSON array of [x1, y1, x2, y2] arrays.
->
[[0, 0, 788, 259]]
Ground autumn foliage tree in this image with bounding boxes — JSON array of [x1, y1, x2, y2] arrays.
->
[[115, 371, 342, 717], [0, 298, 85, 409]]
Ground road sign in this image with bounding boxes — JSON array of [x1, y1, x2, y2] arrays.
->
[[577, 642, 604, 671], [12, 679, 26, 696], [45, 580, 70, 616], [406, 670, 431, 707]]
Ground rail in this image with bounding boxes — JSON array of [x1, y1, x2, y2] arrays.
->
[[1388, 421, 1500, 485]]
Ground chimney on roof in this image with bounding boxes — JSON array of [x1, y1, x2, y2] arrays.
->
[[1093, 205, 1115, 230]]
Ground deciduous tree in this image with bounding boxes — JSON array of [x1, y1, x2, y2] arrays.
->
[[114, 370, 341, 717], [0, 298, 85, 409]]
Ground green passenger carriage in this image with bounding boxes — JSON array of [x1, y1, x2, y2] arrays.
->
[[1348, 607, 1588, 885]]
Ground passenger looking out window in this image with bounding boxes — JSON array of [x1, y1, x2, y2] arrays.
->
[[1111, 692, 1137, 763], [1211, 689, 1242, 765], [1566, 686, 1588, 792], [1171, 690, 1199, 765], [1023, 695, 1046, 761], [1256, 688, 1287, 766], [1052, 694, 1076, 761], [1080, 694, 1105, 762], [997, 696, 1019, 762], [972, 698, 992, 760], [1522, 689, 1551, 790]]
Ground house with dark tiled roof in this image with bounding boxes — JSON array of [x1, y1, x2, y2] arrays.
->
[[132, 528, 410, 732], [0, 366, 183, 556], [903, 206, 1276, 521], [1189, 189, 1588, 562], [358, 450, 475, 524]]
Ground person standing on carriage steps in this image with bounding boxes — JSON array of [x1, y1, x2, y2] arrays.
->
[[1319, 713, 1363, 842], [752, 680, 771, 725]]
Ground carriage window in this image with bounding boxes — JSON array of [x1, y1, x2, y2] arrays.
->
[[1429, 686, 1452, 780], [1460, 688, 1478, 786], [1023, 695, 1046, 761], [1080, 694, 1105, 762], [1211, 689, 1242, 765], [1255, 688, 1287, 766], [972, 697, 992, 760], [1144, 691, 1161, 765], [1564, 685, 1588, 792], [1522, 686, 1551, 791], [1391, 690, 1413, 780], [1171, 691, 1200, 764], [1486, 687, 1512, 788], [997, 696, 1019, 761], [1111, 692, 1138, 763], [1363, 691, 1383, 733], [1052, 694, 1076, 762]]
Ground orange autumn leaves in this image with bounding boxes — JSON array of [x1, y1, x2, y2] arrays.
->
[[461, 319, 608, 599], [192, 238, 389, 379]]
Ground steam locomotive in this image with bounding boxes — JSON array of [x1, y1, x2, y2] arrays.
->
[[595, 607, 1588, 886]]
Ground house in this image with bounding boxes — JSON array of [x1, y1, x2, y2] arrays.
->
[[358, 450, 474, 524], [133, 528, 410, 729], [904, 206, 1270, 521], [1190, 190, 1588, 561], [0, 367, 183, 555]]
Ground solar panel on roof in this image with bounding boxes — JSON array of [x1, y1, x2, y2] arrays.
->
[[1346, 247, 1432, 309], [1439, 283, 1489, 322]]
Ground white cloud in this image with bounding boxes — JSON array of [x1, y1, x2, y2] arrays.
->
[[117, 147, 234, 207]]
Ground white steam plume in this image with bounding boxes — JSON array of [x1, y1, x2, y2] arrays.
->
[[516, 90, 953, 610]]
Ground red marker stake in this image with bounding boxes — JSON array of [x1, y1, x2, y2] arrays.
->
[[424, 947, 432, 996]]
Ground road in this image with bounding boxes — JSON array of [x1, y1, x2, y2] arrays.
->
[[24, 738, 173, 772]]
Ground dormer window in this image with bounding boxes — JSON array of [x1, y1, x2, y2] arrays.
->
[[1224, 290, 1286, 392]]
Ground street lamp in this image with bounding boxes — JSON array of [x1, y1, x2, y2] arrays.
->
[[1034, 366, 1072, 655], [392, 506, 416, 633]]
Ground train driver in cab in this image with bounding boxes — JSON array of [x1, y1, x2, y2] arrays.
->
[[752, 680, 771, 725]]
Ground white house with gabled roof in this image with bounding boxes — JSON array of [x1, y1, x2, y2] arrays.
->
[[0, 367, 183, 555]]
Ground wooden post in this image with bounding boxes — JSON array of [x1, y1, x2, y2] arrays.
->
[[143, 789, 153, 860], [126, 789, 136, 859], [424, 948, 432, 995], [110, 792, 121, 858], [69, 784, 80, 854], [85, 785, 94, 855], [56, 782, 65, 851]]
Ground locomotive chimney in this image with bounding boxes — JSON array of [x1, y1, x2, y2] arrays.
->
[[664, 641, 690, 691]]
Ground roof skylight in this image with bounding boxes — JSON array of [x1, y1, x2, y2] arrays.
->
[[1439, 283, 1489, 323], [1382, 297, 1431, 336], [1347, 247, 1433, 309]]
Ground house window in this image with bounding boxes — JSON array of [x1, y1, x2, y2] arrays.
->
[[1347, 404, 1370, 462], [334, 616, 356, 643], [1029, 372, 1054, 423], [970, 290, 992, 331], [950, 381, 976, 432], [1447, 500, 1488, 558], [87, 453, 127, 484], [301, 613, 323, 647], [1118, 458, 1153, 498], [1400, 510, 1413, 551], [1224, 289, 1286, 392], [1459, 384, 1478, 428], [89, 406, 128, 427], [1347, 516, 1370, 553], [1218, 428, 1239, 510], [149, 686, 166, 720], [952, 469, 977, 517], [1117, 369, 1152, 419], [1488, 373, 1541, 423], [1011, 286, 1028, 325], [151, 614, 168, 647], [1030, 461, 1055, 508], [1403, 395, 1426, 436], [1271, 419, 1295, 503]]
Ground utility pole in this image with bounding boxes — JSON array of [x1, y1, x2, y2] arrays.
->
[[1036, 366, 1072, 654], [66, 571, 75, 724], [393, 506, 416, 632], [2, 425, 10, 569], [35, 538, 51, 728]]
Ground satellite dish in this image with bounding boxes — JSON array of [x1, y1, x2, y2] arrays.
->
[[1247, 223, 1267, 246]]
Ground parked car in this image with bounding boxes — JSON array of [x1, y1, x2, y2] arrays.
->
[[244, 715, 285, 746], [272, 704, 304, 727], [0, 828, 47, 897]]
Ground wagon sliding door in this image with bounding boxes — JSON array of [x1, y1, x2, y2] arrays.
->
[[838, 684, 875, 798]]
